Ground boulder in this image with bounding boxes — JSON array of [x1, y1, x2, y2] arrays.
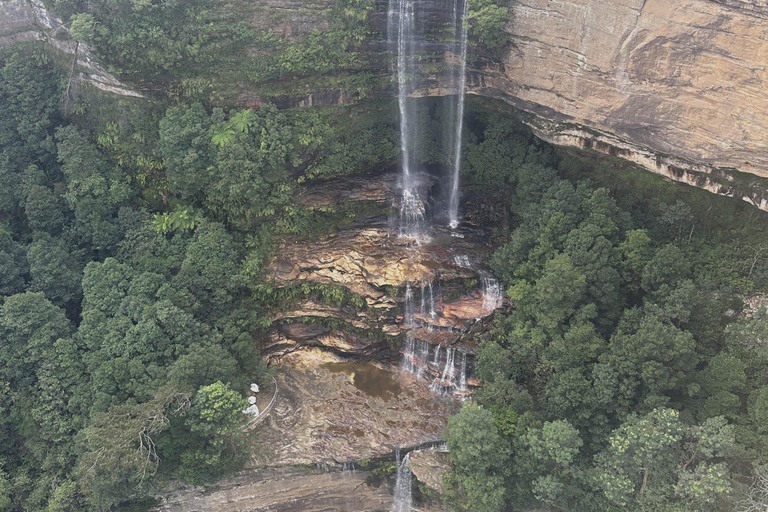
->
[[409, 450, 452, 494]]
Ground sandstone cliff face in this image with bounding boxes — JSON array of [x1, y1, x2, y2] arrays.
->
[[472, 0, 768, 180]]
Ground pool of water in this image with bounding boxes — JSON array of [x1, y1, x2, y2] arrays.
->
[[323, 362, 402, 401]]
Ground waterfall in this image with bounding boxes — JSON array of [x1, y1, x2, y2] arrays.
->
[[388, 0, 475, 397], [440, 347, 455, 388], [404, 282, 414, 325], [415, 338, 429, 379], [458, 351, 467, 391], [432, 344, 441, 365], [482, 277, 503, 312], [389, 0, 428, 241], [392, 451, 413, 512], [402, 335, 416, 373], [453, 254, 471, 269], [447, 0, 469, 229]]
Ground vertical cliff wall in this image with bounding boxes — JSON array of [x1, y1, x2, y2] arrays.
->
[[3, 0, 768, 201], [471, 0, 768, 178]]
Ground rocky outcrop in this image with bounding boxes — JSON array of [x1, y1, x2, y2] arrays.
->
[[462, 0, 768, 209], [154, 467, 394, 512], [478, 0, 768, 177], [409, 450, 451, 494], [255, 360, 460, 465], [264, 171, 504, 399], [0, 0, 141, 97], [296, 172, 401, 207], [268, 217, 477, 307]]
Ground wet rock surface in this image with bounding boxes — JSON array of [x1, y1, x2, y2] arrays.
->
[[268, 217, 478, 304], [296, 171, 402, 207], [153, 468, 393, 512], [254, 358, 460, 465]]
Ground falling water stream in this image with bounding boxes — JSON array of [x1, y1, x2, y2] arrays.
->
[[447, 0, 470, 229], [392, 451, 413, 512], [386, 2, 476, 508]]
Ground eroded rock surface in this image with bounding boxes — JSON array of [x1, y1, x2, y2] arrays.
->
[[0, 0, 141, 97], [409, 450, 451, 494], [268, 218, 475, 304], [476, 0, 768, 179], [255, 359, 460, 465], [154, 468, 393, 512], [296, 172, 401, 207]]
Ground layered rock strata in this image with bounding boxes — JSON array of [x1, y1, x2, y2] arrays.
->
[[154, 467, 394, 512], [254, 362, 460, 464], [482, 0, 768, 178], [465, 0, 768, 209]]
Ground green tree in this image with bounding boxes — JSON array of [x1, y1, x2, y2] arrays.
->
[[444, 402, 511, 512], [594, 408, 734, 509], [0, 467, 10, 511], [0, 228, 28, 296], [156, 103, 213, 199], [169, 221, 243, 323], [466, 0, 509, 48], [641, 244, 691, 301], [594, 308, 698, 418], [69, 14, 96, 43], [26, 233, 83, 309], [522, 420, 584, 507], [179, 381, 250, 481], [79, 385, 192, 510], [0, 292, 71, 388]]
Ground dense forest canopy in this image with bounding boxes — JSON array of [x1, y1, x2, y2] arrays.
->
[[2, 0, 768, 508]]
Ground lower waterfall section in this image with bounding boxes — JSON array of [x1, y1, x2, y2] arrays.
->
[[392, 451, 413, 512], [398, 250, 503, 399]]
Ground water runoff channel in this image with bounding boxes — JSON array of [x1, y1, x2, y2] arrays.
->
[[385, 0, 504, 509]]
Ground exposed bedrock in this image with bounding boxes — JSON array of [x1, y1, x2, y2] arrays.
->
[[466, 0, 768, 208], [154, 467, 395, 512], [262, 171, 503, 427], [272, 0, 768, 207], [0, 0, 142, 97], [409, 450, 452, 494], [254, 361, 460, 465], [484, 0, 768, 177]]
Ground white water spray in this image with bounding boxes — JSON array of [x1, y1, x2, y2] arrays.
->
[[392, 451, 413, 512], [482, 277, 503, 313], [388, 0, 429, 241], [458, 351, 467, 391], [447, 0, 469, 229]]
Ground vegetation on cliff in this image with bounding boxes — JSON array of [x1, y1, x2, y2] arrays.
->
[[439, 106, 768, 512], [2, 1, 768, 506], [0, 37, 403, 509]]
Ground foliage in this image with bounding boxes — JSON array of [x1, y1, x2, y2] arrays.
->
[[446, 99, 768, 511], [444, 402, 511, 511], [249, 0, 374, 83], [465, 0, 510, 48], [67, 0, 256, 85]]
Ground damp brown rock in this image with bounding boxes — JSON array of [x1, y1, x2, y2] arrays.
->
[[253, 357, 460, 465]]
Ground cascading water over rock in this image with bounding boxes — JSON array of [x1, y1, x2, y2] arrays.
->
[[388, 0, 490, 402], [482, 276, 503, 313], [392, 443, 450, 511], [392, 451, 413, 512], [388, 0, 428, 242]]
